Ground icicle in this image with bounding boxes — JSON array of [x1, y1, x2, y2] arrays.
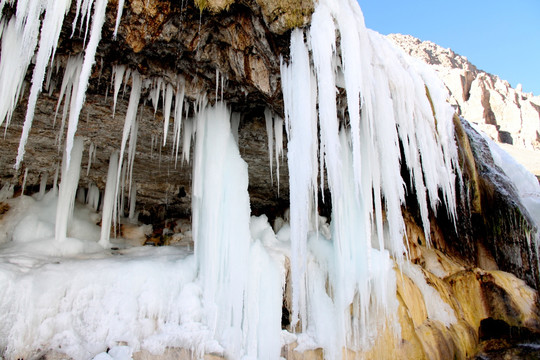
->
[[113, 71, 142, 230], [119, 161, 127, 219], [128, 183, 137, 220], [309, 3, 341, 199], [86, 142, 95, 176], [0, 12, 41, 131], [162, 82, 174, 146], [113, 0, 125, 38], [112, 64, 126, 116], [150, 78, 163, 114], [280, 29, 318, 330], [215, 68, 219, 104], [264, 108, 274, 184], [182, 116, 193, 164], [122, 68, 132, 96], [44, 59, 55, 94], [38, 172, 48, 200], [55, 137, 84, 243], [192, 103, 252, 359], [221, 74, 224, 102], [99, 151, 119, 248], [127, 119, 139, 198], [173, 81, 185, 167], [52, 163, 60, 194], [20, 168, 28, 195], [54, 55, 83, 130], [63, 0, 108, 169], [15, 0, 73, 169], [274, 116, 283, 192]]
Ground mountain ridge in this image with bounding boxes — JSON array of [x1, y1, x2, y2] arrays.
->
[[388, 34, 540, 174]]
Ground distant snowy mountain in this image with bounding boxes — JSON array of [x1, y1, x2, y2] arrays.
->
[[388, 34, 540, 176]]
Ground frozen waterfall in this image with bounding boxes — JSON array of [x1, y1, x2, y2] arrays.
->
[[0, 0, 494, 358]]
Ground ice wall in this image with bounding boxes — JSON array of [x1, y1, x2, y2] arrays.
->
[[281, 0, 459, 351], [192, 103, 284, 359]]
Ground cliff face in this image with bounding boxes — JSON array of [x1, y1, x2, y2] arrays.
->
[[0, 0, 316, 219], [388, 34, 540, 154]]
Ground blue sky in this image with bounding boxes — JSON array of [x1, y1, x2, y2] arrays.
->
[[357, 0, 540, 95]]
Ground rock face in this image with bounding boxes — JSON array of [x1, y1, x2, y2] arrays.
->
[[0, 0, 302, 220], [388, 34, 540, 154]]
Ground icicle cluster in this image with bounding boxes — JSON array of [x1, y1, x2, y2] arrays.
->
[[0, 0, 127, 169], [280, 0, 459, 351]]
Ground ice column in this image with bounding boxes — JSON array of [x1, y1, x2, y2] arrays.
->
[[99, 151, 119, 248], [280, 0, 459, 351], [55, 137, 84, 243], [280, 29, 318, 329], [192, 103, 251, 358]]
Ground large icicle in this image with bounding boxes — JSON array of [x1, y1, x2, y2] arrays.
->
[[280, 29, 318, 329], [112, 64, 127, 116], [15, 0, 72, 169], [280, 0, 460, 353], [99, 151, 119, 248], [54, 55, 83, 149], [172, 80, 185, 166], [55, 137, 84, 243], [264, 108, 274, 184], [309, 2, 341, 199], [162, 82, 174, 146], [63, 0, 108, 168], [113, 71, 142, 229], [192, 103, 251, 358], [274, 115, 284, 192]]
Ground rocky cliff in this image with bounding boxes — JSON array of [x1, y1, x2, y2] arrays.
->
[[388, 34, 540, 157]]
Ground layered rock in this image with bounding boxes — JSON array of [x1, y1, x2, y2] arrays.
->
[[388, 34, 540, 155]]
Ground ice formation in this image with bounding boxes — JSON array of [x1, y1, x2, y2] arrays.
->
[[99, 151, 119, 248], [1, 0, 525, 358], [279, 0, 460, 339], [55, 137, 84, 243]]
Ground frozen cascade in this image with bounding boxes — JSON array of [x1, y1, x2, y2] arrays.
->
[[192, 103, 283, 359], [280, 28, 318, 330], [0, 0, 472, 357], [3, 0, 109, 169], [15, 0, 72, 169], [280, 0, 459, 350]]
